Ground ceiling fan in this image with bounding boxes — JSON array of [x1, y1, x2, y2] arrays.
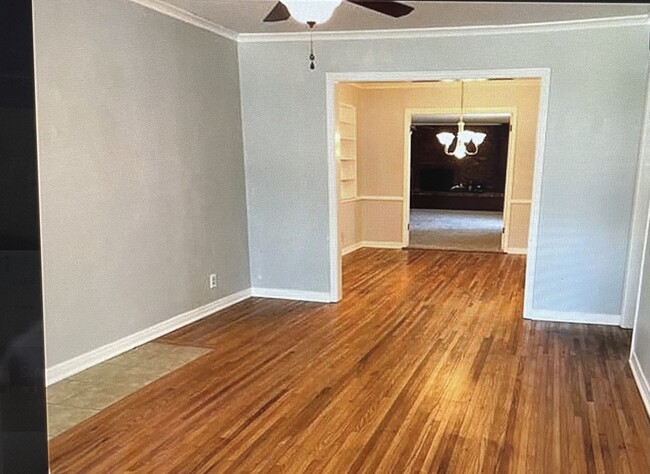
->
[[263, 1, 415, 69], [263, 1, 414, 25]]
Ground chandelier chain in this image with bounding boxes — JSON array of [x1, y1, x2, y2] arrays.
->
[[460, 80, 464, 120]]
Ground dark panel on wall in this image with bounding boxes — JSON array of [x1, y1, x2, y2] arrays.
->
[[0, 0, 50, 472], [410, 123, 509, 211]]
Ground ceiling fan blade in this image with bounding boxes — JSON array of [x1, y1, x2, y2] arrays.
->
[[347, 1, 414, 18], [263, 2, 291, 22]]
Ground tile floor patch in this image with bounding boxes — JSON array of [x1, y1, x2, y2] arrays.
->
[[47, 404, 99, 439], [46, 342, 210, 440]]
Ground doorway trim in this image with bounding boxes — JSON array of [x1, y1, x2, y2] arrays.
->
[[326, 68, 551, 320], [402, 107, 518, 251]]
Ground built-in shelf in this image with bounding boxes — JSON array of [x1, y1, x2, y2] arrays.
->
[[338, 102, 358, 201]]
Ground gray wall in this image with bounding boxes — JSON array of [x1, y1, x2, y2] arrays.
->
[[34, 0, 250, 367], [239, 26, 649, 318]]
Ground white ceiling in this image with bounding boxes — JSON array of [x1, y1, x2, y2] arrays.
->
[[152, 1, 650, 35]]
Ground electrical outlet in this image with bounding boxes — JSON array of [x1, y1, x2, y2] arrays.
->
[[209, 274, 217, 289]]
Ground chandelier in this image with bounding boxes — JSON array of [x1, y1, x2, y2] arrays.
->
[[436, 80, 487, 159]]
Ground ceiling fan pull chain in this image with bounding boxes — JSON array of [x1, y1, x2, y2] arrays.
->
[[308, 22, 316, 70]]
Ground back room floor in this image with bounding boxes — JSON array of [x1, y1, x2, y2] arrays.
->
[[408, 209, 504, 252]]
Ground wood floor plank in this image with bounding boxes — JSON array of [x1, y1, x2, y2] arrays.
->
[[48, 249, 650, 473]]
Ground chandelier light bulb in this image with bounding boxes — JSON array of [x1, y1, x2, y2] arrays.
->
[[458, 129, 475, 144], [436, 132, 455, 147], [472, 132, 487, 146], [283, 0, 342, 25]]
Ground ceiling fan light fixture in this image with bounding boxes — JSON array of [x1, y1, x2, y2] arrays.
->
[[283, 0, 342, 25]]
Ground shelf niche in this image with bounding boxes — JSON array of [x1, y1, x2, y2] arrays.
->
[[337, 102, 358, 201]]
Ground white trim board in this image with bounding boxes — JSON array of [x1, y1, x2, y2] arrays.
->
[[630, 351, 650, 418], [238, 16, 649, 43], [361, 241, 404, 249], [340, 196, 404, 203], [506, 248, 528, 255], [127, 0, 239, 40], [46, 288, 252, 386], [343, 241, 404, 255], [621, 61, 650, 329], [251, 288, 332, 303], [326, 77, 341, 302], [359, 195, 403, 201], [341, 196, 403, 204], [342, 242, 364, 256], [123, 1, 647, 44], [526, 310, 621, 326]]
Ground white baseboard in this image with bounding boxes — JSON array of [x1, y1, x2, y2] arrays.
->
[[46, 288, 252, 386], [506, 247, 528, 255], [526, 309, 621, 326], [342, 242, 364, 256], [361, 240, 404, 249], [251, 288, 332, 303], [630, 351, 650, 418], [343, 241, 404, 254]]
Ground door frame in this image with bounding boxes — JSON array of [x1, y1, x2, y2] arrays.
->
[[402, 107, 518, 250], [621, 64, 650, 329], [325, 68, 551, 321]]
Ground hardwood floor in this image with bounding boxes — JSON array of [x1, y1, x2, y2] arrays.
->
[[49, 249, 650, 473]]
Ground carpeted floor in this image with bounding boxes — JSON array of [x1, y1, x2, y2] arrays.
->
[[408, 209, 503, 252]]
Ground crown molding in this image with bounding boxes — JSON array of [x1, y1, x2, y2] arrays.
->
[[127, 0, 239, 41], [238, 14, 649, 43], [124, 1, 648, 45]]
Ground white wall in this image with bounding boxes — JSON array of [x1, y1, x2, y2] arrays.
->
[[239, 25, 649, 321], [33, 0, 250, 368]]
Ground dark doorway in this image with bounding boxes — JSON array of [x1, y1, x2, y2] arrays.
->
[[408, 121, 510, 252]]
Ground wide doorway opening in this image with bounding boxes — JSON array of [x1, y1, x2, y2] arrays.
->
[[329, 71, 549, 309]]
